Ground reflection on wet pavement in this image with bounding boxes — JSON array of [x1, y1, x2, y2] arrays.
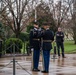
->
[[0, 54, 76, 75]]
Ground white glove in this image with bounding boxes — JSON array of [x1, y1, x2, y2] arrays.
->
[[31, 48, 34, 51]]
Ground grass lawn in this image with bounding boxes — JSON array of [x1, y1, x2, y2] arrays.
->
[[64, 40, 76, 53], [51, 40, 76, 54]]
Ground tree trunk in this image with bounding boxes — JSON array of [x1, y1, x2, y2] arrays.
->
[[73, 32, 76, 44], [15, 22, 21, 38], [73, 36, 76, 44], [15, 30, 20, 38], [72, 27, 76, 44]]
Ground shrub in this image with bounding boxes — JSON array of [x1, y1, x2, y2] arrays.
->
[[5, 38, 23, 53], [26, 24, 33, 33], [11, 32, 29, 42], [19, 32, 29, 42], [26, 41, 31, 55]]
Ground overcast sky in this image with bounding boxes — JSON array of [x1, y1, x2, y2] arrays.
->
[[44, 0, 60, 3]]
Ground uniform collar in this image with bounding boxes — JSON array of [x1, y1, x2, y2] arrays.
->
[[46, 28, 49, 30], [34, 27, 38, 30]]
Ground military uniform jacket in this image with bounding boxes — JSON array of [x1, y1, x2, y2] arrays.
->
[[42, 29, 54, 50], [56, 31, 64, 42], [29, 28, 40, 50]]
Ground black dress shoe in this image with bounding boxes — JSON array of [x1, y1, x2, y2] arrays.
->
[[41, 70, 49, 73], [32, 69, 40, 72], [62, 56, 66, 58]]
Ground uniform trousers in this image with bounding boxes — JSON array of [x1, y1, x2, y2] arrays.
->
[[56, 42, 64, 57], [42, 50, 50, 72], [33, 49, 40, 69]]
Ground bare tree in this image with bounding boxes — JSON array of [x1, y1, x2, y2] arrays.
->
[[0, 0, 35, 38], [65, 0, 76, 43], [0, 0, 45, 38], [48, 2, 70, 27], [72, 0, 76, 44]]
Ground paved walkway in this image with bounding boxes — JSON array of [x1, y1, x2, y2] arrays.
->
[[0, 54, 76, 75]]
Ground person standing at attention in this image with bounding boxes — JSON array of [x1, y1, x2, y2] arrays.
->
[[41, 23, 54, 73], [29, 22, 41, 72]]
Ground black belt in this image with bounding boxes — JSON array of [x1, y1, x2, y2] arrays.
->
[[43, 40, 52, 42], [33, 39, 40, 41]]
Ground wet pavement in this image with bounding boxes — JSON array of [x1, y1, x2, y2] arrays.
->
[[0, 54, 76, 75]]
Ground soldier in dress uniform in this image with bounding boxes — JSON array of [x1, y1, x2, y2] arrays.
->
[[56, 27, 66, 58], [41, 23, 54, 73], [29, 22, 40, 72]]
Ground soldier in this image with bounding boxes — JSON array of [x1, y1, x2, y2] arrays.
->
[[56, 27, 66, 58], [29, 22, 40, 72], [41, 23, 54, 73]]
